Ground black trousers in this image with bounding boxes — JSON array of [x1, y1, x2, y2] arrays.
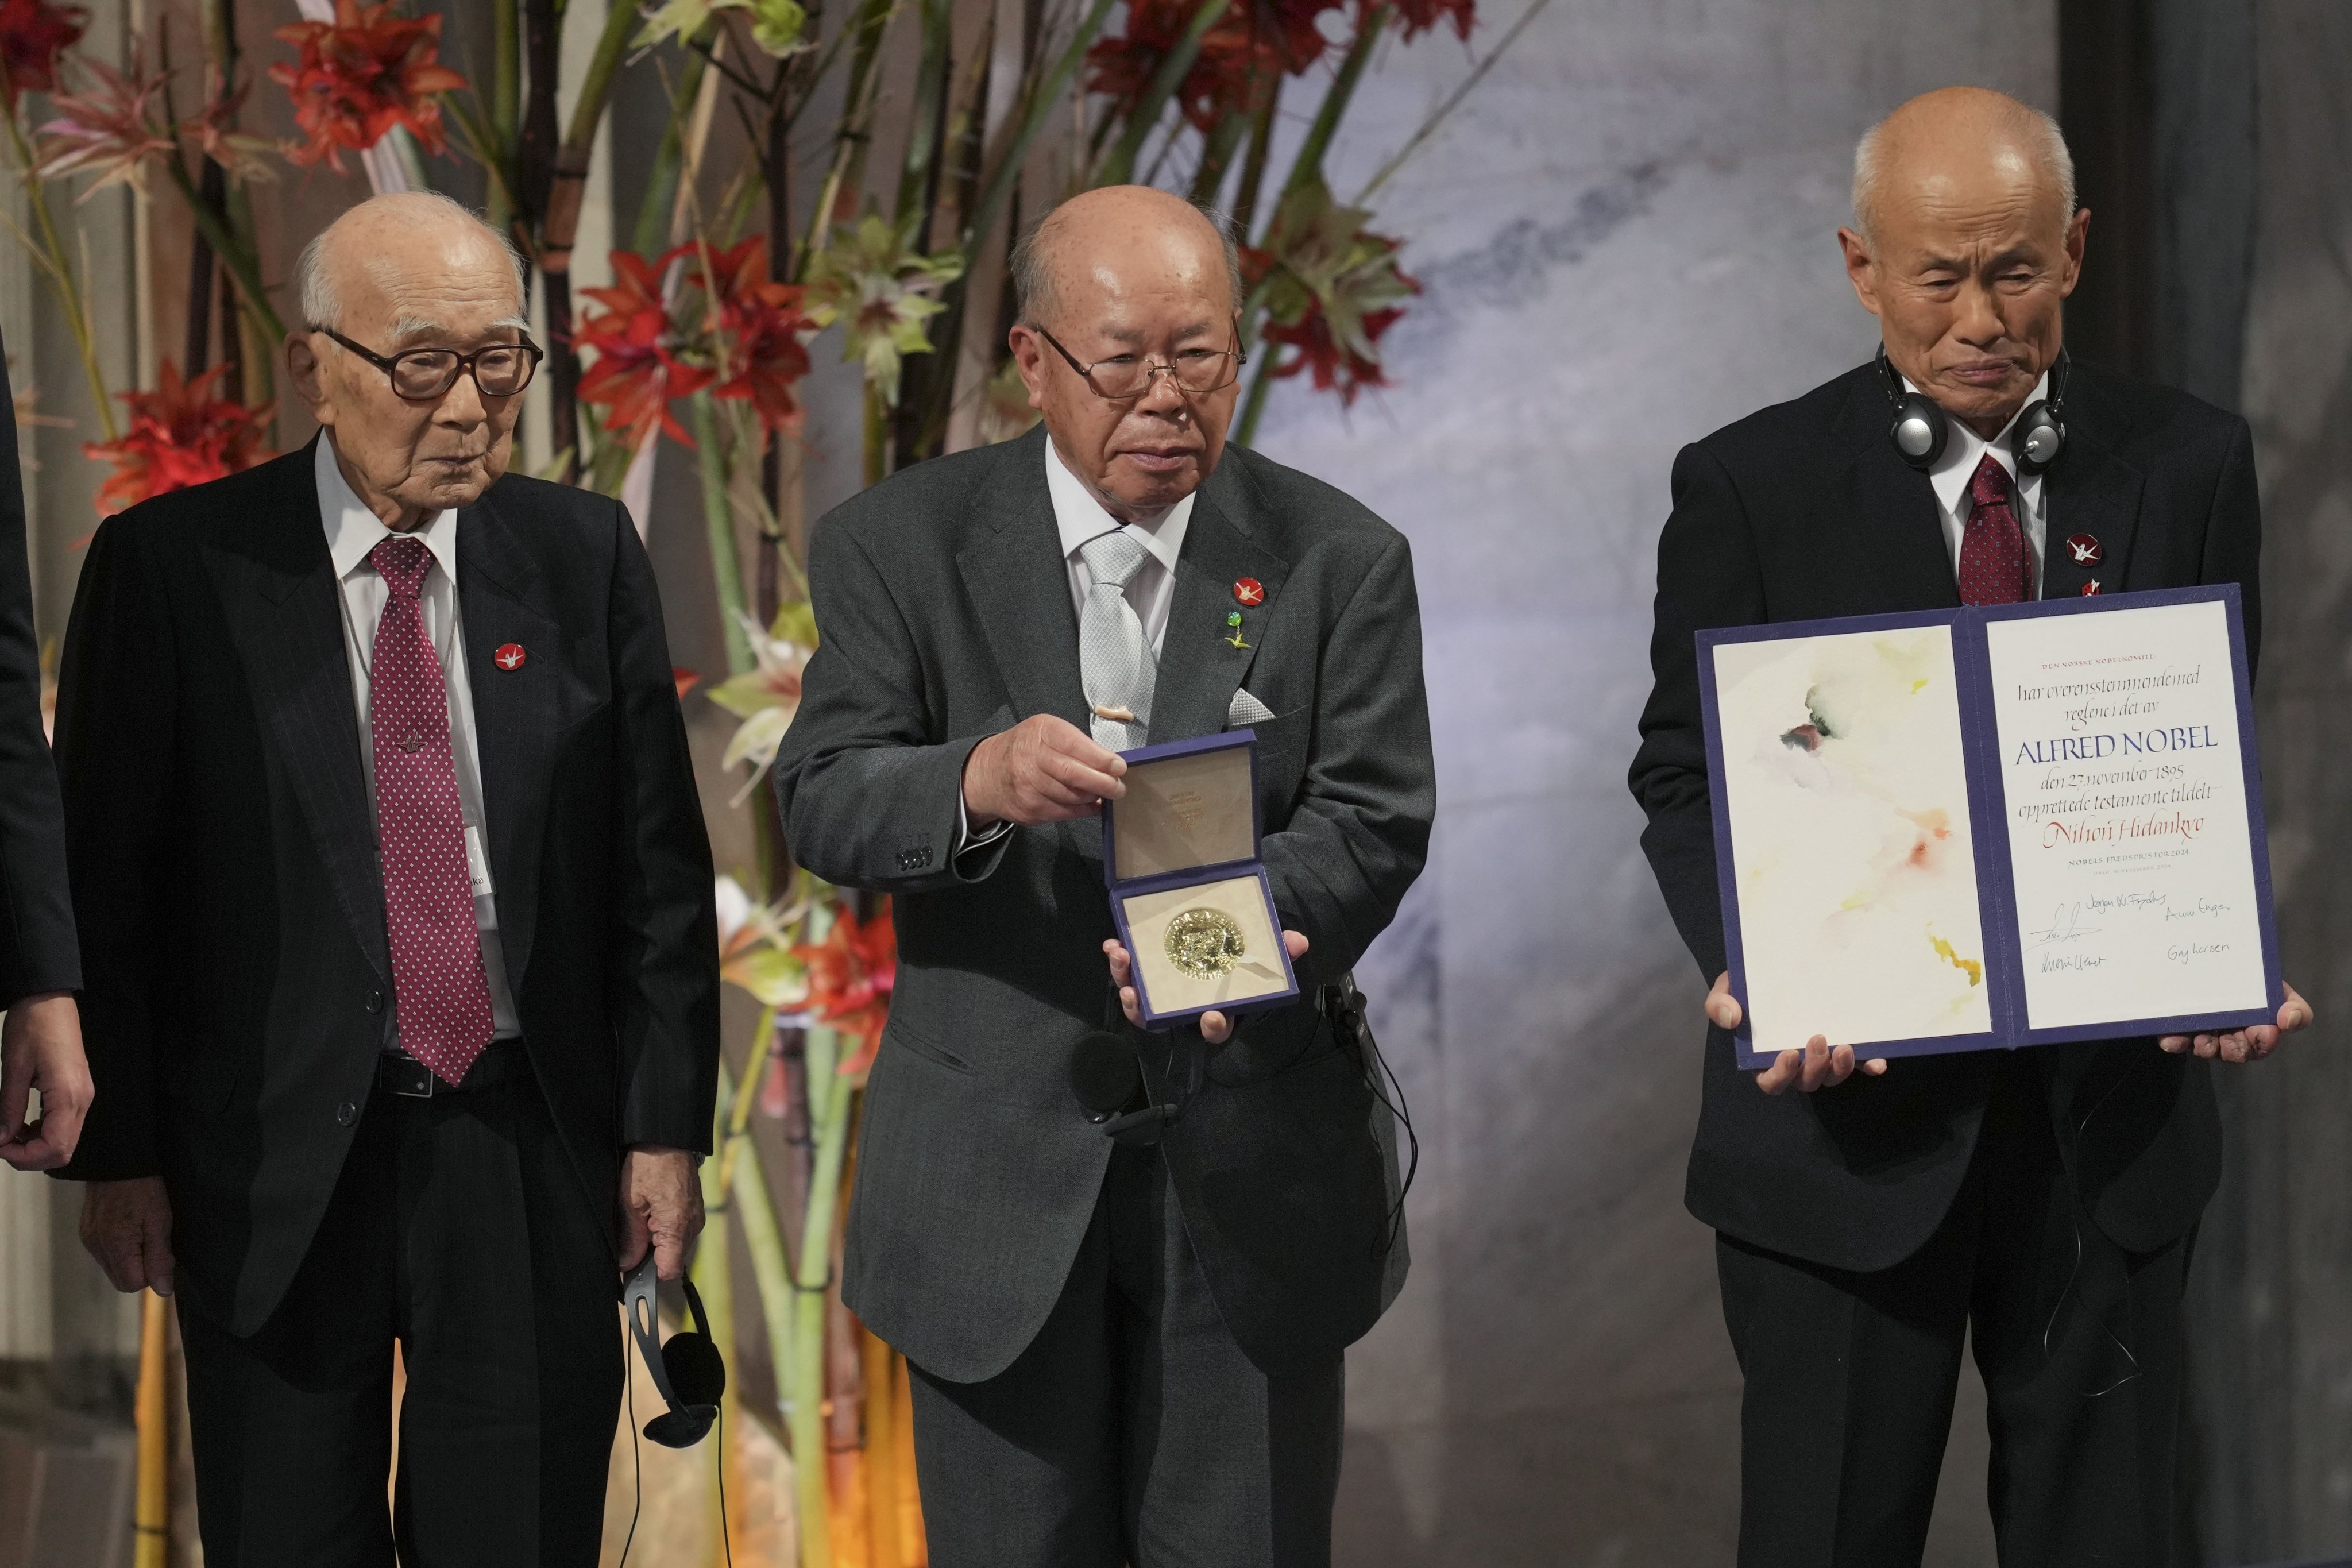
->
[[1717, 1053, 2191, 1567], [178, 1065, 623, 1567], [906, 1145, 1345, 1567]]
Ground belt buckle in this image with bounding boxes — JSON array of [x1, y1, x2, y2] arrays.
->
[[384, 1055, 438, 1098]]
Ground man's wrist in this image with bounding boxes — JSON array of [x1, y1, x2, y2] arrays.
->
[[960, 733, 1001, 831]]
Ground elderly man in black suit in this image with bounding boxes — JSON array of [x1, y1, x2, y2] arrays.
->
[[57, 190, 718, 1566], [1631, 87, 2311, 1565], [775, 184, 1433, 1565]]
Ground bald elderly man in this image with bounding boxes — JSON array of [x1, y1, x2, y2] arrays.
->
[[56, 191, 718, 1565], [1631, 87, 2309, 1563], [776, 185, 1431, 1563]]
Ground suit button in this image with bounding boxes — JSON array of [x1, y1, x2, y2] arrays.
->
[[365, 990, 384, 1014], [335, 1102, 358, 1127]]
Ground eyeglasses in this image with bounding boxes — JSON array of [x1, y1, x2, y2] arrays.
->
[[312, 326, 543, 401], [1036, 322, 1246, 401]]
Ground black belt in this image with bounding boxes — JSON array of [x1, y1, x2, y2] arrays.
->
[[376, 1040, 528, 1099]]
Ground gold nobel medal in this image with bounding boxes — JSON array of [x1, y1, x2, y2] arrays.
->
[[1165, 907, 1246, 978]]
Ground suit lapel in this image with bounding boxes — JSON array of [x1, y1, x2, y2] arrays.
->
[[2037, 431, 2144, 600], [1830, 374, 1961, 612], [457, 490, 564, 991], [1149, 481, 1288, 743], [959, 427, 1090, 731], [227, 443, 392, 989]]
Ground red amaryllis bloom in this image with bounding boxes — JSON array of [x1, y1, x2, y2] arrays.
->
[[269, 0, 466, 173], [1385, 0, 1474, 41], [32, 56, 175, 198], [1261, 302, 1407, 404], [1088, 0, 1345, 129], [685, 235, 816, 432], [795, 904, 897, 1079], [83, 361, 274, 516], [574, 247, 713, 447], [0, 0, 85, 101]]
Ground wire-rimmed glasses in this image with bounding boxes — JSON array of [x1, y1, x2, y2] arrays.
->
[[1035, 321, 1246, 401]]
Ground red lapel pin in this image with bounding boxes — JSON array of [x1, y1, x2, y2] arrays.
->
[[2065, 533, 2103, 566], [495, 643, 527, 670], [2081, 580, 2102, 597], [1233, 577, 1265, 607]]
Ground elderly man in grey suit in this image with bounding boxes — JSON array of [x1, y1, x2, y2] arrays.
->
[[774, 184, 1433, 1564]]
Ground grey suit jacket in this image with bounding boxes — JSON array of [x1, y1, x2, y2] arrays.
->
[[774, 426, 1434, 1382]]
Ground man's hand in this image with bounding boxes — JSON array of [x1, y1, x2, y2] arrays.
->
[[1106, 930, 1311, 1046], [1706, 972, 1890, 1095], [2159, 980, 2312, 1063], [964, 716, 1127, 828], [619, 1146, 704, 1282], [80, 1177, 174, 1296], [0, 992, 92, 1171]]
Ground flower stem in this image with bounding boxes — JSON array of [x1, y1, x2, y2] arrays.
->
[[690, 389, 756, 675], [3, 114, 117, 442], [1095, 0, 1233, 187], [789, 1019, 850, 1568]]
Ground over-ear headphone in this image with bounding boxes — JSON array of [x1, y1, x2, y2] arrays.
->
[[621, 1252, 727, 1447], [1876, 345, 2070, 474]]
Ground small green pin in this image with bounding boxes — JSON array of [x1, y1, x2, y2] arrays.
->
[[1223, 608, 1250, 649], [1227, 611, 1243, 627]]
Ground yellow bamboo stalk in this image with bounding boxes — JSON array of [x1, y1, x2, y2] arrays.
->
[[132, 1290, 169, 1568]]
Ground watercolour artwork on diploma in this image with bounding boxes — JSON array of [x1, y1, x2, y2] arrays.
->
[[1699, 586, 2281, 1069], [1709, 623, 1994, 1060]]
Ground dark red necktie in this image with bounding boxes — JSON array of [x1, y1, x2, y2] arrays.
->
[[1957, 452, 2035, 606], [369, 536, 493, 1087]]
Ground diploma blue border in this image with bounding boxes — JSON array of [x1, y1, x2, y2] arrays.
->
[[1696, 585, 2282, 1070]]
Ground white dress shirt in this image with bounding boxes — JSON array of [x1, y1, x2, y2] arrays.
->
[[1045, 435, 1193, 655], [316, 437, 522, 1038], [1909, 371, 2050, 594], [955, 439, 1199, 855]]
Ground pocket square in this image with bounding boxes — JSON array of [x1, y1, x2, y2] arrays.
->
[[1227, 687, 1277, 726]]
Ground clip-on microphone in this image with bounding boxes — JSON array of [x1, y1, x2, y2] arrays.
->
[[1069, 1029, 1202, 1146]]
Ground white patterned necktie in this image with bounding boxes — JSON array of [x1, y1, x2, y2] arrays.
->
[[1077, 529, 1155, 751]]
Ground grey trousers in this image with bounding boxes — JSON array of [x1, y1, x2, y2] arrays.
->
[[906, 1145, 1345, 1567]]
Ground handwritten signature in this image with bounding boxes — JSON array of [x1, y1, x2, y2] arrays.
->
[[2167, 941, 2231, 966], [2162, 897, 2233, 922], [2025, 903, 2104, 951]]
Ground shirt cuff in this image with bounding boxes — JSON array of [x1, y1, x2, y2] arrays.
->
[[955, 790, 1015, 859]]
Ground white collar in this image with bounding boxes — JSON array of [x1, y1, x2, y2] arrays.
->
[[1043, 434, 1192, 577], [315, 434, 459, 584], [1907, 370, 2050, 517]]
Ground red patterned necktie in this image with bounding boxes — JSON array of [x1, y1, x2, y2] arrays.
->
[[1957, 452, 2035, 606], [369, 536, 494, 1087]]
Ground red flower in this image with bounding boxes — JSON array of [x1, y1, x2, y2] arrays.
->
[[574, 247, 712, 447], [83, 361, 274, 516], [684, 235, 816, 432], [1087, 0, 1346, 130], [1260, 302, 1405, 405], [1385, 0, 1474, 41], [0, 0, 84, 101], [794, 903, 897, 1079], [578, 239, 816, 447], [269, 0, 466, 173]]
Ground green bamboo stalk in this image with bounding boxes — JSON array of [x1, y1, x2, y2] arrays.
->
[[162, 155, 287, 341], [1229, 78, 1280, 239], [893, 0, 956, 230], [795, 0, 897, 277], [632, 40, 716, 257], [489, 0, 521, 231], [689, 390, 756, 675], [1279, 5, 1388, 204], [731, 1120, 799, 1432], [955, 0, 1119, 260], [790, 1018, 850, 1568], [1094, 0, 1233, 188], [1188, 111, 1249, 204], [691, 1108, 740, 1563]]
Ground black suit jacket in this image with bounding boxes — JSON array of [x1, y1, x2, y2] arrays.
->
[[54, 442, 719, 1334], [0, 338, 80, 1003], [775, 426, 1434, 1382], [1629, 359, 2260, 1272]]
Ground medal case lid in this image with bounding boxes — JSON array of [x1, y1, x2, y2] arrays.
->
[[1102, 729, 1264, 891]]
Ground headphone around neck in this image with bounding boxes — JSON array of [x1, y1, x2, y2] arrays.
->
[[1875, 345, 2069, 475]]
